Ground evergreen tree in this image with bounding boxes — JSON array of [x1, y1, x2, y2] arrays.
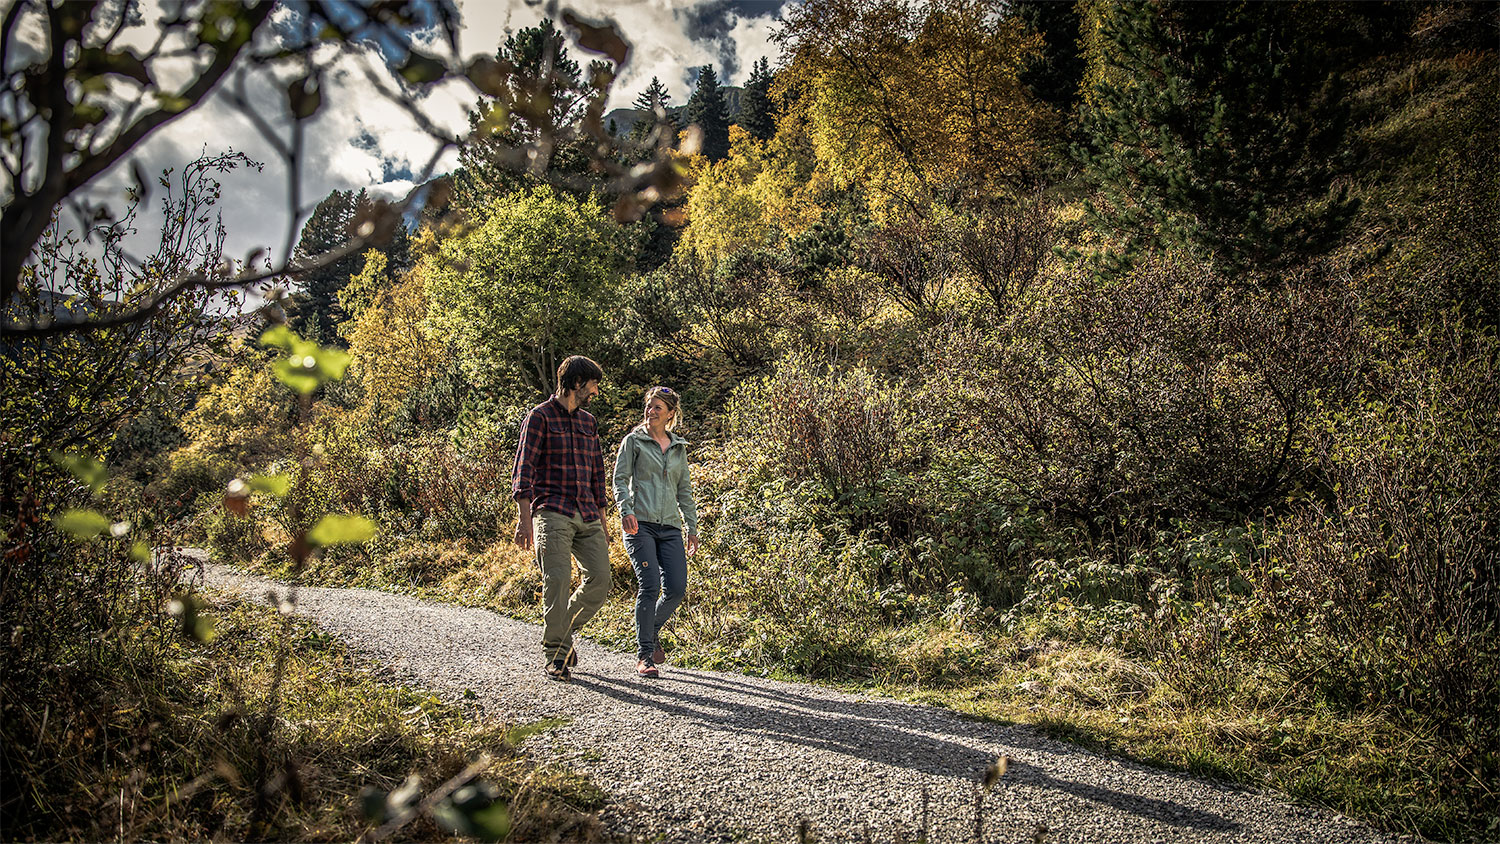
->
[[452, 18, 593, 210], [1075, 1, 1362, 276], [498, 18, 585, 137], [629, 76, 677, 146], [1015, 0, 1085, 123], [685, 65, 731, 161], [736, 57, 776, 141], [383, 222, 414, 280], [287, 189, 364, 345]]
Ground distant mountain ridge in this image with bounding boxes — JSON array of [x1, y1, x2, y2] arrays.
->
[[605, 86, 744, 137]]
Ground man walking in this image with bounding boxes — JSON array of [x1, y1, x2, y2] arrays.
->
[[512, 355, 612, 681]]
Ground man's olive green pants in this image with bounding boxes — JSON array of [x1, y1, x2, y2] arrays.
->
[[534, 509, 612, 665]]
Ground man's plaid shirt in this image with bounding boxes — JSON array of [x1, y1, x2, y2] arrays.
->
[[511, 396, 608, 522]]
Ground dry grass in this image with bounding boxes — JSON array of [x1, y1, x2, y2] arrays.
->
[[1, 596, 606, 842]]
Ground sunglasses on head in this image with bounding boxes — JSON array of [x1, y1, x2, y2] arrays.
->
[[653, 386, 674, 396]]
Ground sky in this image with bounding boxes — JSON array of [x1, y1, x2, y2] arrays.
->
[[39, 0, 789, 283]]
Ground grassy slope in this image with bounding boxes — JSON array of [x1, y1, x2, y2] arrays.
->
[[1, 594, 604, 842]]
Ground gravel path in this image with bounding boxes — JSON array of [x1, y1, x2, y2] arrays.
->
[[197, 557, 1405, 844]]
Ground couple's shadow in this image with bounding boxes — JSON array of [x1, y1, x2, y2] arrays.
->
[[569, 669, 1238, 833]]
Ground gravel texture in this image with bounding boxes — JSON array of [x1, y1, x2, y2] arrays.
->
[[197, 556, 1407, 844]]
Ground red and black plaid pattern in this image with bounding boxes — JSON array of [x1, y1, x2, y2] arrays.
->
[[511, 396, 607, 522]]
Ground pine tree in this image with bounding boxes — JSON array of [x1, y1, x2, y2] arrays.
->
[[629, 76, 677, 145], [382, 222, 414, 280], [286, 189, 363, 345], [736, 57, 776, 141], [1074, 1, 1363, 276], [498, 18, 585, 137], [452, 19, 591, 211], [685, 65, 730, 161], [1015, 0, 1085, 123]]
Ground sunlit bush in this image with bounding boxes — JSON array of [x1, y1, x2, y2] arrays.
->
[[178, 357, 298, 471], [1256, 313, 1499, 720]]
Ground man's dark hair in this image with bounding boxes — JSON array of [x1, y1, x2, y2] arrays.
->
[[556, 355, 604, 395]]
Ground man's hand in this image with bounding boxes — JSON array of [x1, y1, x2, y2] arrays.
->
[[622, 514, 639, 536], [514, 497, 533, 550], [686, 534, 700, 557]]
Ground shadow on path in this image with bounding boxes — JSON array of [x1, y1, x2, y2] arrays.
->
[[573, 673, 1238, 833]]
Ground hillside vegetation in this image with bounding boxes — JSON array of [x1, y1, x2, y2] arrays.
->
[[4, 2, 1496, 841]]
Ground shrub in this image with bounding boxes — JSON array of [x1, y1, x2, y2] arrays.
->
[[180, 358, 298, 471], [343, 274, 445, 425], [928, 258, 1363, 532], [723, 353, 922, 515], [150, 449, 236, 518], [203, 507, 271, 565], [373, 433, 510, 544], [424, 186, 634, 396], [1256, 313, 1499, 726], [686, 504, 890, 678]]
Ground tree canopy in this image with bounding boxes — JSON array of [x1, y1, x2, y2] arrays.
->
[[423, 187, 635, 395], [1073, 0, 1380, 274]]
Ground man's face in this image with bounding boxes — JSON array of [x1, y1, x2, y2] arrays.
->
[[574, 379, 600, 408]]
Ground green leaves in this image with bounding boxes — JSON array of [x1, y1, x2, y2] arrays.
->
[[360, 774, 509, 842], [51, 450, 107, 494], [55, 509, 113, 540], [248, 473, 291, 498], [423, 187, 629, 396], [399, 51, 448, 85], [260, 324, 350, 394], [286, 76, 323, 120], [307, 514, 377, 547], [432, 784, 510, 841]]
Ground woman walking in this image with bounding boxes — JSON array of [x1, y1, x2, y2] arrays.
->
[[613, 386, 699, 678]]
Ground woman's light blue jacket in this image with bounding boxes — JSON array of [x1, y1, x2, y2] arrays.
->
[[612, 427, 698, 535]]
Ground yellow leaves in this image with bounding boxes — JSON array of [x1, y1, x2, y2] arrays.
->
[[776, 0, 1051, 211], [678, 128, 822, 267], [337, 249, 388, 322], [343, 275, 441, 422]]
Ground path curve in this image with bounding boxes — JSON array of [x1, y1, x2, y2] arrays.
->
[[197, 557, 1403, 844]]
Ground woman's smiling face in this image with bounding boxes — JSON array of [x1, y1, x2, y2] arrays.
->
[[644, 396, 672, 428]]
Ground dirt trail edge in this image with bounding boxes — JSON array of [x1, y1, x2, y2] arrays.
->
[[197, 556, 1401, 844]]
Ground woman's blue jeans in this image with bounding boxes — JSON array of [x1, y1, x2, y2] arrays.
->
[[623, 521, 687, 660]]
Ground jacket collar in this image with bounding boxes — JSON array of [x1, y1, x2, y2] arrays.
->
[[629, 425, 688, 448]]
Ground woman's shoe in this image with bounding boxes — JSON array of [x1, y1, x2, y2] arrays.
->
[[652, 644, 666, 665], [546, 659, 571, 682], [636, 658, 659, 678]]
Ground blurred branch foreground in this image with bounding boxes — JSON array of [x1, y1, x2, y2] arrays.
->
[[0, 0, 691, 336]]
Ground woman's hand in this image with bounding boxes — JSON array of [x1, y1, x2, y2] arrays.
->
[[621, 514, 639, 536], [686, 534, 700, 556]]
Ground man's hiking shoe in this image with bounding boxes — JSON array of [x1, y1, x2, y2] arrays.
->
[[636, 658, 659, 678], [546, 659, 571, 682], [652, 644, 665, 665], [566, 649, 578, 667]]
